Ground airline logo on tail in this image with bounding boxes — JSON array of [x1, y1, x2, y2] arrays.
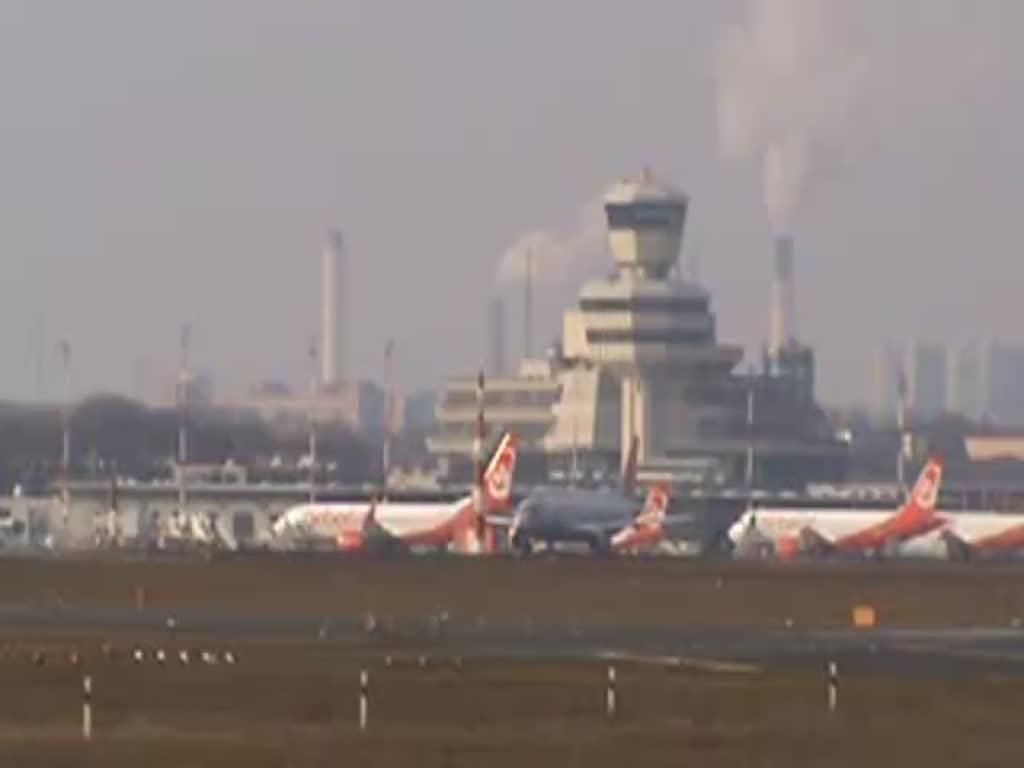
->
[[459, 432, 519, 554], [611, 483, 671, 552], [832, 456, 945, 555], [909, 458, 942, 512], [483, 433, 518, 510], [635, 483, 669, 529]]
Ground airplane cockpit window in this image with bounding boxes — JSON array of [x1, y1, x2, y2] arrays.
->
[[513, 497, 540, 523]]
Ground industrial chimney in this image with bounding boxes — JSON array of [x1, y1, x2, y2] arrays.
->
[[769, 235, 796, 355], [489, 297, 506, 377], [321, 230, 348, 386], [523, 249, 534, 360]]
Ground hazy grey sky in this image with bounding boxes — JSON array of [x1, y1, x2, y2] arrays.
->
[[1, 1, 1022, 405]]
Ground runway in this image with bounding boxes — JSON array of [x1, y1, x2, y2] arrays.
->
[[3, 602, 1024, 675]]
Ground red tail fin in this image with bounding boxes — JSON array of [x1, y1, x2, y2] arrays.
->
[[610, 483, 670, 552], [901, 456, 942, 518], [482, 432, 518, 512], [635, 483, 670, 529]]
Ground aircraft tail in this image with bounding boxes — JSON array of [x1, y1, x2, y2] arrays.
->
[[899, 456, 943, 521], [611, 482, 671, 552], [635, 483, 670, 529], [482, 432, 518, 512], [457, 432, 517, 554]]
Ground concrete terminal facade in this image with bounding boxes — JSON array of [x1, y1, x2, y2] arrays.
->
[[431, 172, 845, 488], [562, 173, 743, 469]]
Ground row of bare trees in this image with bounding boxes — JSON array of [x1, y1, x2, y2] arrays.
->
[[0, 395, 397, 493]]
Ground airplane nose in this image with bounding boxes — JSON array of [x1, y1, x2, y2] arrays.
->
[[512, 501, 532, 525], [509, 502, 533, 542], [509, 509, 525, 538], [727, 520, 745, 544]]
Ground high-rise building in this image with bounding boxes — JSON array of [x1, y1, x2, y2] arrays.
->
[[870, 344, 903, 424], [982, 342, 1024, 425], [947, 345, 982, 420], [904, 342, 947, 420], [404, 390, 438, 432]]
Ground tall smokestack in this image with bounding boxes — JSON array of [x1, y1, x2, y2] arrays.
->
[[770, 235, 796, 355], [321, 230, 347, 386], [523, 250, 533, 360], [489, 297, 506, 376]]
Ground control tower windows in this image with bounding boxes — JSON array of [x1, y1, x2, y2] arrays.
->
[[586, 329, 713, 345], [579, 296, 710, 314], [605, 202, 686, 231]]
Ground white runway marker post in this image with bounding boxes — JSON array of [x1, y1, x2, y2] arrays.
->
[[359, 668, 369, 732], [82, 675, 93, 741], [827, 661, 839, 713], [606, 665, 617, 720]]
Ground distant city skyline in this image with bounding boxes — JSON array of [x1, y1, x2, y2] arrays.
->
[[871, 340, 1024, 426], [1, 2, 1022, 407]]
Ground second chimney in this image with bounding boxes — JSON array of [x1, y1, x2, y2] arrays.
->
[[770, 235, 796, 355]]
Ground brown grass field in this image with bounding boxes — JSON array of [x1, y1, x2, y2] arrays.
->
[[1, 635, 1023, 767], [1, 555, 1024, 765]]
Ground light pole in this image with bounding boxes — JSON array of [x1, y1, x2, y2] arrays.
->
[[58, 340, 71, 534], [523, 249, 533, 360], [897, 370, 908, 496], [382, 339, 395, 493], [307, 336, 319, 504], [746, 376, 755, 498], [473, 370, 486, 552], [177, 324, 190, 533]]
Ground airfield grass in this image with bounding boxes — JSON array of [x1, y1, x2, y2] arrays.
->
[[0, 632, 1022, 766], [2, 556, 1024, 764]]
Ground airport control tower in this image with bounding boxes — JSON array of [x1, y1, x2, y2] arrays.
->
[[562, 171, 743, 469]]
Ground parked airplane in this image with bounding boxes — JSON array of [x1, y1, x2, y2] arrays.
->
[[917, 512, 1024, 561], [500, 475, 678, 555], [728, 457, 944, 558], [272, 432, 518, 552]]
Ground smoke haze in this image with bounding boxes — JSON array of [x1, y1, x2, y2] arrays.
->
[[716, 0, 1002, 232], [497, 200, 607, 285], [0, 2, 1022, 405]]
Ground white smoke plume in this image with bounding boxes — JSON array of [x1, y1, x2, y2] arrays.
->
[[716, 0, 1001, 233], [498, 199, 607, 283]]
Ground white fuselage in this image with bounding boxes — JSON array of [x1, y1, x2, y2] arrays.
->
[[912, 511, 1024, 557], [730, 507, 893, 546], [942, 511, 1024, 538], [731, 507, 1024, 557], [275, 498, 470, 544]]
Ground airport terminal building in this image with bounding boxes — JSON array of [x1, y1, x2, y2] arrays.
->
[[430, 172, 846, 489]]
